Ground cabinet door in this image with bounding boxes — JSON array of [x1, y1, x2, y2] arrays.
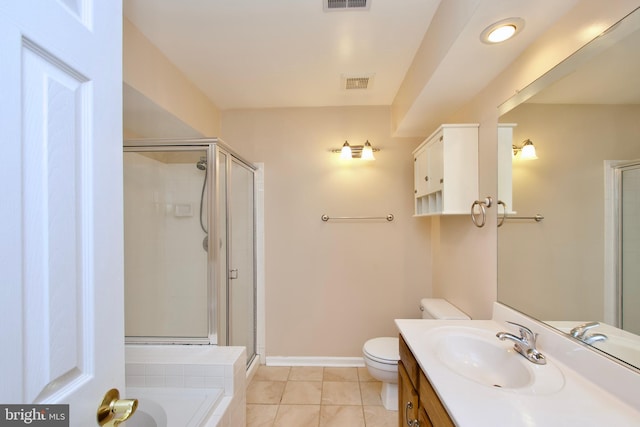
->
[[419, 370, 455, 427], [427, 135, 444, 194], [414, 146, 429, 197], [419, 407, 434, 427], [399, 361, 419, 427]]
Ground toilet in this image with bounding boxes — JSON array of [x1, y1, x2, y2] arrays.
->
[[362, 298, 470, 411]]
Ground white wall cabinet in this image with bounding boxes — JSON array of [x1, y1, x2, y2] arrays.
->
[[412, 124, 479, 216]]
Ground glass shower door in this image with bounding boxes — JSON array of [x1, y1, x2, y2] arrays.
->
[[621, 164, 640, 335], [228, 158, 256, 361]]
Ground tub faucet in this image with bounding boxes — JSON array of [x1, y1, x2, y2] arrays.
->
[[569, 321, 608, 344], [496, 321, 546, 365]]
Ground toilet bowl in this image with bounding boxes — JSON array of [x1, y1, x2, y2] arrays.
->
[[362, 298, 469, 411], [362, 337, 399, 410]]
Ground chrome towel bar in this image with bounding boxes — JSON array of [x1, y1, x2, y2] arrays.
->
[[506, 214, 545, 222], [497, 200, 544, 227], [321, 214, 394, 222]]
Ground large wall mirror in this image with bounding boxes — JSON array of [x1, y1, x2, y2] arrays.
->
[[498, 7, 640, 370]]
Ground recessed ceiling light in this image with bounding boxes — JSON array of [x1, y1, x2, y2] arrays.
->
[[480, 18, 525, 44]]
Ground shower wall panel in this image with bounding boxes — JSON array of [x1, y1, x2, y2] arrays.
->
[[124, 152, 208, 338]]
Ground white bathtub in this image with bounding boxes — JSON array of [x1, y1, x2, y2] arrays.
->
[[125, 395, 167, 427], [125, 345, 247, 427], [126, 387, 223, 427]]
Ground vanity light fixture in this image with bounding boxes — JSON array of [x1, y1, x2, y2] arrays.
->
[[513, 139, 538, 160], [333, 140, 379, 160], [480, 18, 525, 44]]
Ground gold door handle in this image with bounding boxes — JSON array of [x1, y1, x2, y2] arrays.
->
[[97, 388, 138, 427]]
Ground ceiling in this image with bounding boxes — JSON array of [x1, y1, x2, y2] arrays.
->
[[123, 0, 580, 137]]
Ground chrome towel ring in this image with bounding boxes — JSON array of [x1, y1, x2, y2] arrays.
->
[[471, 196, 493, 228], [497, 200, 507, 227]]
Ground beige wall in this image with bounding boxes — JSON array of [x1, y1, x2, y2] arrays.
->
[[123, 18, 221, 137], [221, 106, 430, 357], [434, 0, 639, 320], [498, 104, 640, 321]]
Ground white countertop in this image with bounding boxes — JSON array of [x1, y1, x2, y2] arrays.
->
[[545, 320, 640, 368], [395, 313, 640, 426]]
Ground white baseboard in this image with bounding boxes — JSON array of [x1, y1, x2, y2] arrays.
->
[[265, 356, 366, 367]]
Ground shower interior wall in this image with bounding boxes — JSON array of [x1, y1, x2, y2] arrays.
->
[[124, 150, 210, 339]]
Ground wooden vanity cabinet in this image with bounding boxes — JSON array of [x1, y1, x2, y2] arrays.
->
[[398, 360, 421, 427], [399, 335, 454, 427]]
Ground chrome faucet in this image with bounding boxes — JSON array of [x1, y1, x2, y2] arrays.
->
[[496, 321, 547, 365], [569, 321, 608, 345]]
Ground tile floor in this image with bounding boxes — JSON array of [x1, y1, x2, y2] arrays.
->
[[246, 366, 397, 427]]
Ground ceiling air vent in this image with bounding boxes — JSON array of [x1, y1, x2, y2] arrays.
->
[[345, 77, 369, 90], [324, 0, 370, 12], [342, 74, 374, 90]]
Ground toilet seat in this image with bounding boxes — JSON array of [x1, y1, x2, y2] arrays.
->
[[363, 337, 399, 365]]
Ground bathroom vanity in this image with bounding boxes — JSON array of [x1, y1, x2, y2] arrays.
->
[[396, 304, 640, 426], [399, 335, 453, 427]]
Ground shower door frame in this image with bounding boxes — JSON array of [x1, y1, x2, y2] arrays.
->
[[123, 138, 257, 353], [604, 159, 640, 330]]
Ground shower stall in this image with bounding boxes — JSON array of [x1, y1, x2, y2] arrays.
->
[[123, 138, 256, 364]]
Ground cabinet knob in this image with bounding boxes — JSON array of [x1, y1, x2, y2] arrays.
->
[[424, 176, 429, 182], [439, 178, 443, 184]]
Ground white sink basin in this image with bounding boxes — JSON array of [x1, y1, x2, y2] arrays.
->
[[424, 326, 565, 395], [437, 333, 532, 389]]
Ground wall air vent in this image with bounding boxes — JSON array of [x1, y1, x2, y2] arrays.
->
[[342, 74, 374, 90], [324, 0, 370, 12]]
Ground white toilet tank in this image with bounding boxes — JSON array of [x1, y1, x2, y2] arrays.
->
[[420, 298, 470, 320]]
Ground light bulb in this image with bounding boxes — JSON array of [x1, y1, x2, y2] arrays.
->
[[488, 25, 516, 43], [361, 141, 375, 161], [520, 140, 538, 160], [340, 141, 352, 160]]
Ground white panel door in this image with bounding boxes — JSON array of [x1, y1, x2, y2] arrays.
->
[[0, 1, 124, 425]]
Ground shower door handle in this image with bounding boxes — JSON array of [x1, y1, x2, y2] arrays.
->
[[230, 269, 238, 280]]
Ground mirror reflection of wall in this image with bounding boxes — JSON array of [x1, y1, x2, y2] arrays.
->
[[499, 104, 640, 322], [497, 6, 640, 369]]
